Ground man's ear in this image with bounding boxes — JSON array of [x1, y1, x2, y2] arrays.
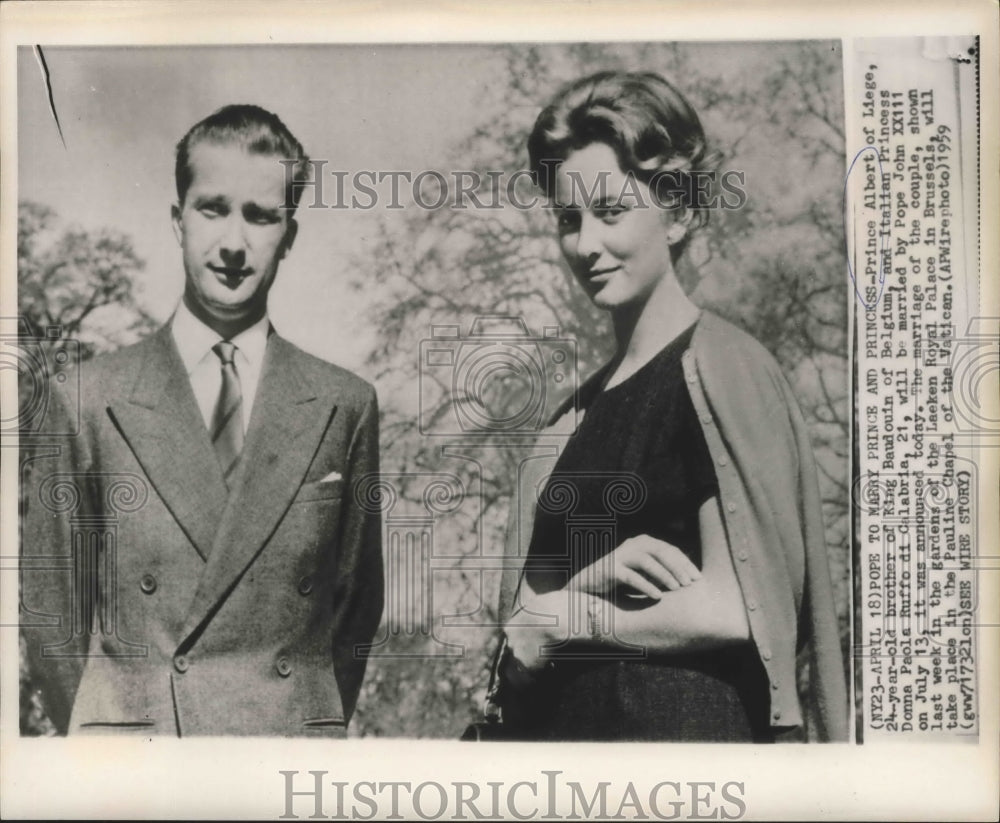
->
[[170, 203, 183, 245], [280, 217, 299, 259]]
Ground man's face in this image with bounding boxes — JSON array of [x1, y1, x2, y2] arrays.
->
[[171, 141, 297, 333]]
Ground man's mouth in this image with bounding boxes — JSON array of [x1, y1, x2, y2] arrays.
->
[[208, 264, 252, 280]]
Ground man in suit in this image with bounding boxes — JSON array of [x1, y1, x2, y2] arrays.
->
[[21, 104, 384, 736]]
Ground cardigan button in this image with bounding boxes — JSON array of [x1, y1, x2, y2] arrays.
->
[[173, 655, 189, 674], [771, 681, 779, 691], [773, 710, 782, 721], [717, 456, 728, 467], [761, 648, 772, 661], [726, 502, 737, 513], [701, 415, 712, 425], [737, 550, 749, 561], [276, 657, 293, 677], [746, 598, 758, 610], [139, 574, 157, 594], [297, 575, 313, 596]]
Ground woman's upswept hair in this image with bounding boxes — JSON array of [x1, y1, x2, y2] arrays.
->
[[175, 104, 310, 214], [527, 71, 721, 249]]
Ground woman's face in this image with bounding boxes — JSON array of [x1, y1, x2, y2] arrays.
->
[[553, 142, 678, 312]]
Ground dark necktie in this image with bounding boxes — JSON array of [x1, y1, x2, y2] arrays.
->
[[211, 340, 244, 488]]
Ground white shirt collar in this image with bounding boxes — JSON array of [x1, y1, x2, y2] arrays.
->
[[171, 301, 270, 374]]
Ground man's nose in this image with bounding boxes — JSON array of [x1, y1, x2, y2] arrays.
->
[[218, 216, 247, 263]]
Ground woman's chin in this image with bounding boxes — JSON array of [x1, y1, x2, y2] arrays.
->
[[590, 288, 635, 312], [588, 286, 617, 309]]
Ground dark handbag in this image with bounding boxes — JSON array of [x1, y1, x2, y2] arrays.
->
[[460, 634, 510, 741]]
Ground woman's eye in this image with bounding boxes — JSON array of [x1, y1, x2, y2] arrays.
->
[[596, 204, 628, 221], [556, 211, 580, 231]]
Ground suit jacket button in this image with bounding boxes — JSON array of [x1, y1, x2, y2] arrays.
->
[[140, 574, 157, 594], [297, 576, 313, 596], [276, 657, 292, 677], [174, 655, 189, 673]]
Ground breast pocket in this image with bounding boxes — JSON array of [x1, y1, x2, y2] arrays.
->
[[281, 481, 345, 565], [293, 479, 344, 504]]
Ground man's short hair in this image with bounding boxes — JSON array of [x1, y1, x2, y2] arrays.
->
[[174, 104, 310, 214]]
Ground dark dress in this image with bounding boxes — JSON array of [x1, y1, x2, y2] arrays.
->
[[509, 320, 773, 742]]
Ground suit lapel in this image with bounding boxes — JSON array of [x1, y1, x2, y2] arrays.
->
[[179, 335, 338, 644], [108, 326, 228, 562]]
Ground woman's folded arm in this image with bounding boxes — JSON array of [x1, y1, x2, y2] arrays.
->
[[505, 497, 751, 669]]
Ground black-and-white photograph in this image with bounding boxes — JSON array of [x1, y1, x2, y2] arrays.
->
[[2, 2, 996, 820], [15, 39, 851, 743]]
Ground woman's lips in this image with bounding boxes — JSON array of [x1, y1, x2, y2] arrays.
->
[[586, 266, 621, 283]]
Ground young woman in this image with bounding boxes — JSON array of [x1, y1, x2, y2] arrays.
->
[[497, 71, 847, 742]]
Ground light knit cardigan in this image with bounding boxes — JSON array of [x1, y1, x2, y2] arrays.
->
[[497, 311, 849, 742]]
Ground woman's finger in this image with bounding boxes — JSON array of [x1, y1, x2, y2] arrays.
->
[[629, 553, 682, 591], [646, 540, 702, 582], [619, 568, 664, 600]]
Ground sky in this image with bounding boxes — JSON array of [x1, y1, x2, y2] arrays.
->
[[17, 44, 511, 374]]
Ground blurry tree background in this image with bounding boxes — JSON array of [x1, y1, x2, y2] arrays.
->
[[17, 201, 157, 354], [19, 40, 848, 739], [346, 41, 849, 739], [17, 201, 156, 734]]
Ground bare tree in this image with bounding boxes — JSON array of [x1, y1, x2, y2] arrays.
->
[[18, 201, 156, 358]]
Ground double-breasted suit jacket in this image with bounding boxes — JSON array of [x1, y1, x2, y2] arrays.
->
[[21, 324, 384, 736]]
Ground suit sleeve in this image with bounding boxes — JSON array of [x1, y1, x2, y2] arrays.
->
[[20, 377, 92, 734], [330, 385, 384, 722]]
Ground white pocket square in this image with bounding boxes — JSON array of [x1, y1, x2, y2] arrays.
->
[[320, 471, 343, 483]]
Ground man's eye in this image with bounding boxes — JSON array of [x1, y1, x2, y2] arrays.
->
[[198, 204, 225, 218], [245, 209, 281, 225]]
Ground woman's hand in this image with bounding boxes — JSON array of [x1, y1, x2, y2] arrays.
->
[[566, 535, 701, 599], [503, 591, 572, 673]]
